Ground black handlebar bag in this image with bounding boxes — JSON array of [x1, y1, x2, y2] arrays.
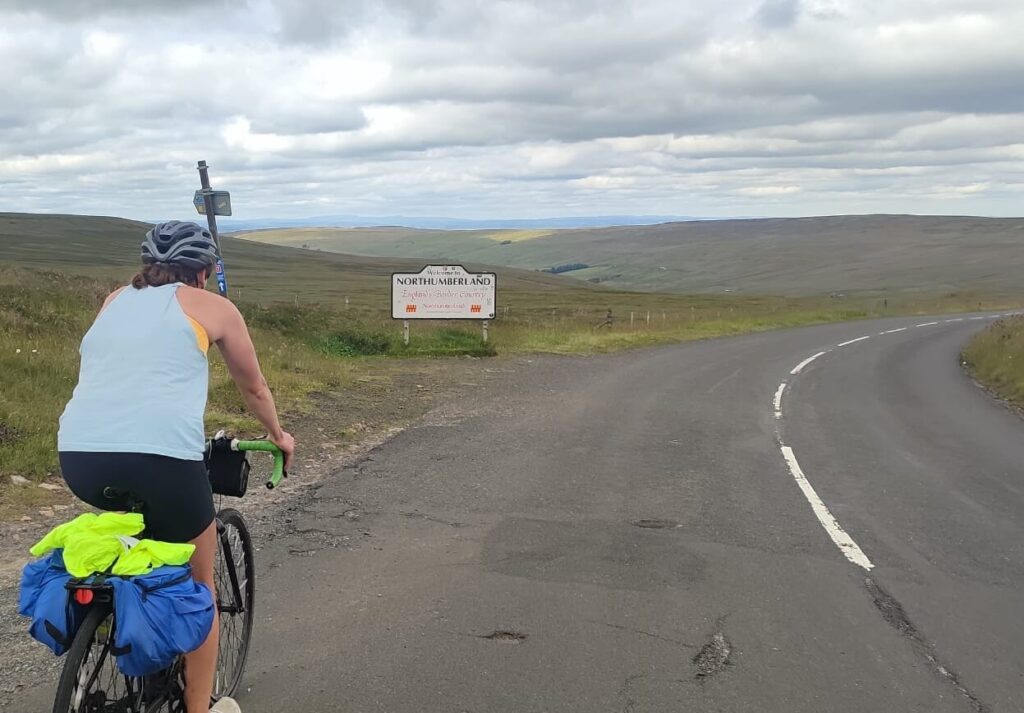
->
[[205, 437, 250, 497]]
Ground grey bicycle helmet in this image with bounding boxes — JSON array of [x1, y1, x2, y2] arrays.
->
[[141, 221, 218, 270]]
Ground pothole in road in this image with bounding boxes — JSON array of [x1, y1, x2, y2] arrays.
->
[[480, 630, 528, 644], [287, 547, 318, 557], [632, 519, 680, 530], [693, 620, 732, 680]]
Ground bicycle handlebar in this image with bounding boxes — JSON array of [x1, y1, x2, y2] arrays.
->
[[233, 439, 287, 489]]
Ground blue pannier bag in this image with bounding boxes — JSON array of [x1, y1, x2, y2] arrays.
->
[[108, 565, 214, 676], [18, 549, 85, 655]]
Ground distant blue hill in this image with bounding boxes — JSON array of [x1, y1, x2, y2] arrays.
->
[[217, 214, 720, 231]]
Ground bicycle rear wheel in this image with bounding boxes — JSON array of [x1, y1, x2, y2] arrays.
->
[[213, 507, 256, 699], [53, 605, 184, 713]]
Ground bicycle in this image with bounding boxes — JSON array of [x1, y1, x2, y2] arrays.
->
[[50, 436, 287, 713]]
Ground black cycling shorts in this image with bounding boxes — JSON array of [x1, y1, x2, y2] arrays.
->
[[59, 451, 216, 543]]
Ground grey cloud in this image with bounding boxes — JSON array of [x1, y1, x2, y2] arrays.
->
[[272, 0, 372, 44], [756, 0, 801, 28], [0, 0, 213, 20], [246, 107, 367, 136], [271, 0, 445, 44], [681, 43, 1024, 122], [371, 65, 571, 105]]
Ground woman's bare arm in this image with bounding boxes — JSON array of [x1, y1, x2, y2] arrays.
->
[[178, 287, 295, 468], [214, 302, 295, 467]]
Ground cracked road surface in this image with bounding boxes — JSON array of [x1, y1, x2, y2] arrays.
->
[[9, 316, 1023, 711]]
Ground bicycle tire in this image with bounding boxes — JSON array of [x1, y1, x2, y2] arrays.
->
[[52, 604, 171, 713], [213, 507, 256, 700], [53, 605, 109, 713]]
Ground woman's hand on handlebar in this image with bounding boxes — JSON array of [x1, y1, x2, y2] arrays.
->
[[269, 430, 295, 471]]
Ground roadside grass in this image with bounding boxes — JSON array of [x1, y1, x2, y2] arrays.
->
[[0, 272, 107, 479], [961, 316, 1024, 408]]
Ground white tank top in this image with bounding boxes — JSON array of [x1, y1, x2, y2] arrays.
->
[[58, 283, 210, 460]]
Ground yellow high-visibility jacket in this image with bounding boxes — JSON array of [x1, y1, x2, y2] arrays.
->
[[31, 512, 194, 578]]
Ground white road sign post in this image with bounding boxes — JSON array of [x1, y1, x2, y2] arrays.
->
[[391, 264, 497, 345]]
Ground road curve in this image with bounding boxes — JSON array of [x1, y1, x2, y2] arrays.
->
[[9, 312, 1023, 712], [781, 313, 1024, 712]]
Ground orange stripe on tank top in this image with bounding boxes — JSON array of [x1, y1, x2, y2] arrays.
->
[[186, 316, 210, 355]]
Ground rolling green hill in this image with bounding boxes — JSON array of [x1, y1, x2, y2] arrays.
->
[[0, 213, 592, 309], [237, 215, 1024, 296]]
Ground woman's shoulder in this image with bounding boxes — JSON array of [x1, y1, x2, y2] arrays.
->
[[175, 285, 228, 312], [98, 286, 129, 313], [174, 286, 241, 337]]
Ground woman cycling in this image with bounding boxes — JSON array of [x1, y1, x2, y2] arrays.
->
[[57, 220, 295, 713]]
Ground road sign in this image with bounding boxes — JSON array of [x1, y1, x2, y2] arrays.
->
[[392, 264, 496, 320], [193, 190, 232, 216]]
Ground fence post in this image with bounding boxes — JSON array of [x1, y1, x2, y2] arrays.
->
[[630, 311, 635, 327], [482, 321, 489, 344], [646, 311, 651, 326], [403, 320, 410, 346]]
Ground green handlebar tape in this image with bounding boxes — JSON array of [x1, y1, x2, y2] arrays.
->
[[235, 440, 287, 489]]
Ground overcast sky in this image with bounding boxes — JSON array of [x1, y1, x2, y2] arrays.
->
[[2, 0, 1023, 221]]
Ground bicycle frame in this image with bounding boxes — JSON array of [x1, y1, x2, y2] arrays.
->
[[216, 516, 246, 617]]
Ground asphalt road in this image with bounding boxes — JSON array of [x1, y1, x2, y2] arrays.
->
[[11, 313, 1023, 712]]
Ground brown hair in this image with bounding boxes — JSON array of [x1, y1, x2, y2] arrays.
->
[[131, 262, 203, 289]]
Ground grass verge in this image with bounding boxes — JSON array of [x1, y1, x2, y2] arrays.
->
[[961, 316, 1024, 408]]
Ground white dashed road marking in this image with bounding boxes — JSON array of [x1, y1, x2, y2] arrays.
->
[[773, 383, 786, 418], [772, 313, 1007, 572], [780, 447, 874, 570], [790, 351, 829, 375]]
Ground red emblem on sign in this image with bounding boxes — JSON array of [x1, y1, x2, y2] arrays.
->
[[406, 305, 417, 313], [470, 305, 482, 313]]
